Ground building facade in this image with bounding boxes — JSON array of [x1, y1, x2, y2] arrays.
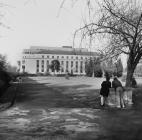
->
[[134, 59, 142, 76], [18, 46, 98, 75]]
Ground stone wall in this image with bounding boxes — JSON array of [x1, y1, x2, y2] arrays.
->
[[108, 88, 133, 108]]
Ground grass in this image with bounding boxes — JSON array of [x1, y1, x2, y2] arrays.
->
[[6, 136, 73, 140]]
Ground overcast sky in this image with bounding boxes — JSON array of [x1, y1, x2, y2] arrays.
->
[[0, 0, 89, 66], [0, 0, 127, 67]]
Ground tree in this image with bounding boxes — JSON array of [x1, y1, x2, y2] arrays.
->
[[115, 59, 123, 77], [94, 57, 103, 77], [0, 54, 11, 96], [85, 58, 93, 77], [102, 58, 114, 77], [69, 0, 142, 87], [50, 60, 60, 73], [85, 57, 103, 77], [0, 54, 7, 71]]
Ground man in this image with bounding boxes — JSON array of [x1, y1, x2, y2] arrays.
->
[[112, 77, 125, 108]]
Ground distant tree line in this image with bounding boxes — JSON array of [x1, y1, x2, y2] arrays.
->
[[0, 54, 17, 98], [85, 57, 123, 78], [85, 57, 103, 77], [34, 57, 123, 77]]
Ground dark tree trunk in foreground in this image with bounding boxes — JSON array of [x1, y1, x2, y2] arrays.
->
[[126, 62, 135, 87], [125, 54, 140, 87]]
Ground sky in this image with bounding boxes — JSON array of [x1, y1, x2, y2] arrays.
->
[[0, 0, 88, 66], [0, 0, 127, 67]]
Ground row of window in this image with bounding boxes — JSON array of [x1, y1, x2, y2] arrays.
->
[[23, 55, 90, 60], [42, 55, 86, 59], [36, 60, 84, 73], [36, 60, 84, 66]]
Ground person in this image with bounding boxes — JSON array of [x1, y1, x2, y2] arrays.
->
[[65, 70, 69, 80], [100, 76, 111, 106], [18, 76, 22, 83], [112, 77, 125, 108]]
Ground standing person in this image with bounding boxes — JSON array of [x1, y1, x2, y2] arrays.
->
[[100, 76, 111, 106], [65, 70, 69, 80], [112, 77, 125, 108]]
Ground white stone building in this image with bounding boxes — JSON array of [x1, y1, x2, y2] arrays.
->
[[134, 59, 142, 76], [18, 46, 98, 75]]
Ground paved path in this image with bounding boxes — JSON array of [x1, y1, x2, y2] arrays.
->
[[0, 77, 142, 140]]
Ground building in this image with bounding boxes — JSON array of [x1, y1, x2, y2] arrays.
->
[[134, 59, 142, 76], [18, 46, 98, 75]]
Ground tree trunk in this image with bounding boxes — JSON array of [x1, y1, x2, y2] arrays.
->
[[125, 59, 135, 87]]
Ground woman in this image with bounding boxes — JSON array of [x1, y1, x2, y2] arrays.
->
[[100, 76, 111, 106]]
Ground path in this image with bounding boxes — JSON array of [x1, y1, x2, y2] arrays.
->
[[0, 77, 142, 140]]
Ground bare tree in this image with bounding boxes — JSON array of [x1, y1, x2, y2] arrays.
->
[[65, 0, 142, 87]]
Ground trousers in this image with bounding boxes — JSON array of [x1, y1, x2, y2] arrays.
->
[[116, 87, 125, 108], [100, 95, 108, 106]]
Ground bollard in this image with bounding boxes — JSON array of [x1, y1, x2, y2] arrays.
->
[[107, 87, 133, 108], [108, 88, 116, 107], [123, 87, 133, 106]]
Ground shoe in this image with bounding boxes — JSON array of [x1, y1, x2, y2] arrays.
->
[[100, 104, 104, 107], [116, 106, 121, 108], [122, 105, 125, 108]]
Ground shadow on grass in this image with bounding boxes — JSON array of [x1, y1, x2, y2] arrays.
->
[[132, 85, 142, 109], [16, 77, 101, 109], [5, 78, 142, 140], [16, 77, 142, 110]]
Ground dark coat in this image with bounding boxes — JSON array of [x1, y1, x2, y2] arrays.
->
[[112, 79, 122, 90], [100, 81, 111, 97]]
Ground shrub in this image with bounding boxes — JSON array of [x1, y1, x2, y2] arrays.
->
[[94, 68, 103, 77]]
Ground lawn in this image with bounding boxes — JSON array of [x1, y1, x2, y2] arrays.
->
[[0, 76, 142, 140]]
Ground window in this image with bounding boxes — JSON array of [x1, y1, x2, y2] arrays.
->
[[42, 55, 44, 58], [71, 56, 73, 59], [52, 56, 54, 59], [41, 60, 44, 72], [71, 61, 73, 68], [61, 61, 64, 65], [57, 56, 59, 59], [22, 60, 25, 64], [46, 60, 49, 72], [47, 60, 49, 65], [66, 56, 69, 59], [61, 68, 64, 72], [80, 61, 83, 73], [81, 57, 83, 60], [47, 56, 49, 58], [22, 65, 25, 72], [22, 65, 25, 69], [36, 68, 39, 73], [62, 56, 64, 59], [36, 60, 39, 67], [66, 61, 69, 71], [76, 61, 78, 72], [76, 56, 78, 59]]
